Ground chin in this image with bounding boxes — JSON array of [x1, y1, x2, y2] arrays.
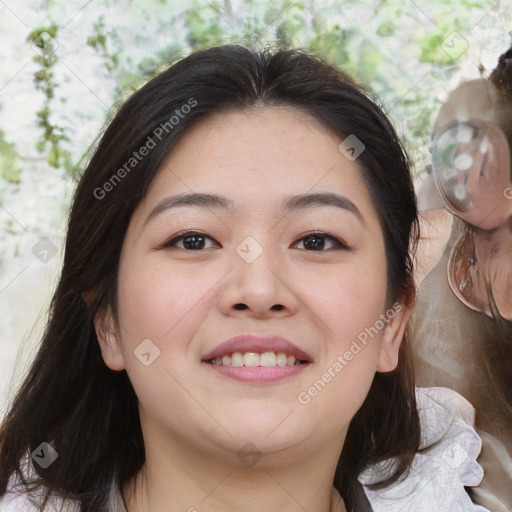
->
[[215, 413, 318, 454]]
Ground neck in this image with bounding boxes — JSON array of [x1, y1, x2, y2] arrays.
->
[[122, 425, 347, 512]]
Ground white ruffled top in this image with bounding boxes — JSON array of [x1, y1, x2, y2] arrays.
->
[[358, 386, 490, 511], [0, 387, 490, 512]]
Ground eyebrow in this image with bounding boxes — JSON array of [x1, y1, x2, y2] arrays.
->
[[143, 192, 365, 227]]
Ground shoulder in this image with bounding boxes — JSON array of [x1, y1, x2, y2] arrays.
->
[[0, 454, 79, 512], [0, 483, 79, 512], [358, 386, 491, 512], [0, 487, 39, 512], [0, 484, 79, 512]]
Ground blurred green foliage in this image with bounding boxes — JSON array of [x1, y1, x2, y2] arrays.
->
[[28, 23, 73, 172], [1, 0, 507, 183], [0, 132, 23, 184]]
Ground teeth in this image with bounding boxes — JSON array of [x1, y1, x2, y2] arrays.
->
[[276, 352, 287, 366], [260, 351, 276, 367], [209, 351, 303, 367], [231, 352, 244, 367], [244, 352, 259, 366]]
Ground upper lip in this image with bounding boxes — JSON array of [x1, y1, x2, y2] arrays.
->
[[202, 334, 313, 362]]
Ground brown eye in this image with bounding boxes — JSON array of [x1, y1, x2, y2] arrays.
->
[[163, 231, 219, 250], [294, 232, 348, 251]]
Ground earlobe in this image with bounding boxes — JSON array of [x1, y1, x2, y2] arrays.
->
[[376, 295, 415, 372], [94, 306, 126, 371]]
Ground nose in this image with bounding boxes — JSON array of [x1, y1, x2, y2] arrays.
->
[[217, 241, 299, 319]]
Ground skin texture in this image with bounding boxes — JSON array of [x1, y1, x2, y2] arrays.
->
[[94, 106, 412, 512]]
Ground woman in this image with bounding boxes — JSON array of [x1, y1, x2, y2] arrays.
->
[[0, 44, 487, 511]]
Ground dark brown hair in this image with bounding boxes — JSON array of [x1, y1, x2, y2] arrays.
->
[[0, 44, 420, 512]]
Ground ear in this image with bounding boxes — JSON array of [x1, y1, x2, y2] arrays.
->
[[94, 306, 126, 371], [376, 290, 415, 373]]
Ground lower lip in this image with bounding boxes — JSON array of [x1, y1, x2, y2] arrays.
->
[[203, 362, 310, 382]]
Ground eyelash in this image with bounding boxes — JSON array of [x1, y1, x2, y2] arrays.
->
[[161, 230, 349, 251]]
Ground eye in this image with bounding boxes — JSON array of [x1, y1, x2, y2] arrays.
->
[[161, 230, 348, 251], [293, 232, 349, 251], [162, 231, 219, 250]]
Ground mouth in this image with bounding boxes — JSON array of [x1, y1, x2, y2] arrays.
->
[[201, 334, 313, 382], [206, 351, 308, 367]]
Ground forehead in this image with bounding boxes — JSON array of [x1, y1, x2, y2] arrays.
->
[[132, 106, 381, 229], [170, 106, 340, 178]]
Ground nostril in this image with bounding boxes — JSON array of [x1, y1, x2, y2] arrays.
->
[[232, 303, 286, 312]]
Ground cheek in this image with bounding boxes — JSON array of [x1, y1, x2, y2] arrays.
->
[[303, 257, 387, 342], [294, 257, 387, 422], [116, 259, 218, 344], [296, 328, 379, 442], [114, 260, 217, 420]]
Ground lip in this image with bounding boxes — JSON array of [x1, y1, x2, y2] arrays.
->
[[201, 334, 314, 363], [204, 363, 308, 383]]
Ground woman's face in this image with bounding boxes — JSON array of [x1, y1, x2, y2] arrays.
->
[[96, 106, 410, 466]]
